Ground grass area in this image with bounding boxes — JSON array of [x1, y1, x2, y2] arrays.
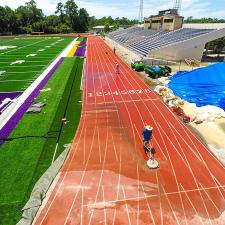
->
[[0, 57, 84, 225], [0, 37, 73, 92], [78, 36, 87, 42]]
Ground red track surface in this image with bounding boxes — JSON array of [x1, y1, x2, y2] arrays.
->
[[35, 37, 225, 225]]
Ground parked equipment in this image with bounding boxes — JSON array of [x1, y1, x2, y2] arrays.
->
[[131, 59, 145, 71], [145, 65, 172, 78]]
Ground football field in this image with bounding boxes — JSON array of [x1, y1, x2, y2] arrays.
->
[[0, 37, 73, 92]]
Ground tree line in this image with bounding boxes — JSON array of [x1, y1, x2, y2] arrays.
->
[[0, 0, 137, 34], [184, 17, 225, 56], [184, 17, 225, 23]]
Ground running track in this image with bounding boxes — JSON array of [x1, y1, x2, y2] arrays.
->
[[34, 36, 225, 225]]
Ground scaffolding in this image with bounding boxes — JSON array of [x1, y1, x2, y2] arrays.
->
[[173, 0, 182, 13], [139, 0, 144, 23]]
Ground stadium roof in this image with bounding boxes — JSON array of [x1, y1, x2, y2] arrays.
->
[[183, 23, 225, 30]]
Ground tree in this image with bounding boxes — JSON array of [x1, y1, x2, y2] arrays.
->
[[64, 0, 78, 31], [184, 17, 225, 23], [15, 0, 43, 33], [55, 2, 65, 23], [104, 23, 110, 33], [0, 0, 139, 34], [214, 37, 225, 57], [0, 6, 18, 33], [78, 8, 89, 32], [25, 0, 43, 24]]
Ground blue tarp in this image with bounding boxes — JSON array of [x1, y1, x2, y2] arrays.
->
[[168, 62, 225, 110]]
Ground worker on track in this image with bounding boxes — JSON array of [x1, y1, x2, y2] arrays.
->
[[143, 142, 156, 160], [142, 125, 153, 146], [115, 62, 120, 74], [113, 47, 116, 54]]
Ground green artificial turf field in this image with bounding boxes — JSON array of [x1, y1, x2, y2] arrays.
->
[[0, 37, 73, 92], [0, 57, 84, 225]]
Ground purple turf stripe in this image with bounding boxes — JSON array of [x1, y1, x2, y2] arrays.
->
[[74, 47, 83, 57], [0, 92, 22, 112], [74, 41, 87, 57], [0, 58, 64, 146], [80, 41, 86, 45]]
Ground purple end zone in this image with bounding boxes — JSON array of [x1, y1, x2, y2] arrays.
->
[[74, 41, 86, 57], [0, 58, 64, 146], [80, 41, 86, 45], [0, 92, 22, 112]]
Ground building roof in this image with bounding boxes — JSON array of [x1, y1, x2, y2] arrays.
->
[[93, 26, 114, 29]]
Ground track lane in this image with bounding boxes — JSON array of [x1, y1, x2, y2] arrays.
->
[[34, 36, 225, 225]]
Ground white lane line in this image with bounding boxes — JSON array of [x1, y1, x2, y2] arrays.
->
[[63, 41, 98, 224], [63, 124, 98, 225], [156, 172, 163, 225], [172, 121, 225, 190], [168, 122, 202, 162], [96, 39, 138, 224], [38, 121, 86, 225], [102, 186, 107, 225], [110, 126, 118, 161], [160, 119, 213, 224], [80, 188, 84, 225], [83, 128, 87, 165], [198, 182, 220, 214], [97, 127, 102, 163], [122, 185, 132, 225], [157, 123, 187, 163], [87, 38, 109, 225], [161, 185, 181, 225], [136, 164, 140, 225], [86, 98, 159, 105], [84, 185, 225, 208], [141, 184, 156, 225], [180, 184, 205, 225], [112, 138, 122, 225], [96, 42, 139, 160]]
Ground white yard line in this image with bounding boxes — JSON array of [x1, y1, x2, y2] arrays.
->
[[0, 38, 78, 130], [51, 143, 59, 164], [0, 39, 47, 55]]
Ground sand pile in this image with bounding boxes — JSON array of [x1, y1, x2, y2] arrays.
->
[[155, 78, 225, 164]]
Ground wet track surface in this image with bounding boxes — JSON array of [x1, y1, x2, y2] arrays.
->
[[34, 37, 225, 225]]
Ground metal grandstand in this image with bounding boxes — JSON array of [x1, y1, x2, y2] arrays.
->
[[107, 26, 215, 57]]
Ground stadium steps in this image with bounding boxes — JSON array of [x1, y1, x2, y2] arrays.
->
[[107, 27, 215, 57]]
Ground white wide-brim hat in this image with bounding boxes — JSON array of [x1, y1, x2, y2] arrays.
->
[[145, 125, 153, 131]]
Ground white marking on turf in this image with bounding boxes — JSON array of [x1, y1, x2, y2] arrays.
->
[[52, 143, 59, 164], [26, 54, 37, 57], [0, 38, 79, 131]]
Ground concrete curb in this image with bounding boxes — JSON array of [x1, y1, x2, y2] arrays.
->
[[16, 144, 71, 225]]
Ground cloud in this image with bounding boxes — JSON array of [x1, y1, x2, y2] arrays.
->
[[0, 0, 224, 19]]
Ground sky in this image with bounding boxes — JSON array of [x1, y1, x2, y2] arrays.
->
[[0, 0, 225, 19]]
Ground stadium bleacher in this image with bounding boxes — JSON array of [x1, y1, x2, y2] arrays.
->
[[107, 27, 215, 56]]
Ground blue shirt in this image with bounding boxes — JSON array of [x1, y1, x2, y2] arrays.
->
[[142, 129, 153, 142]]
